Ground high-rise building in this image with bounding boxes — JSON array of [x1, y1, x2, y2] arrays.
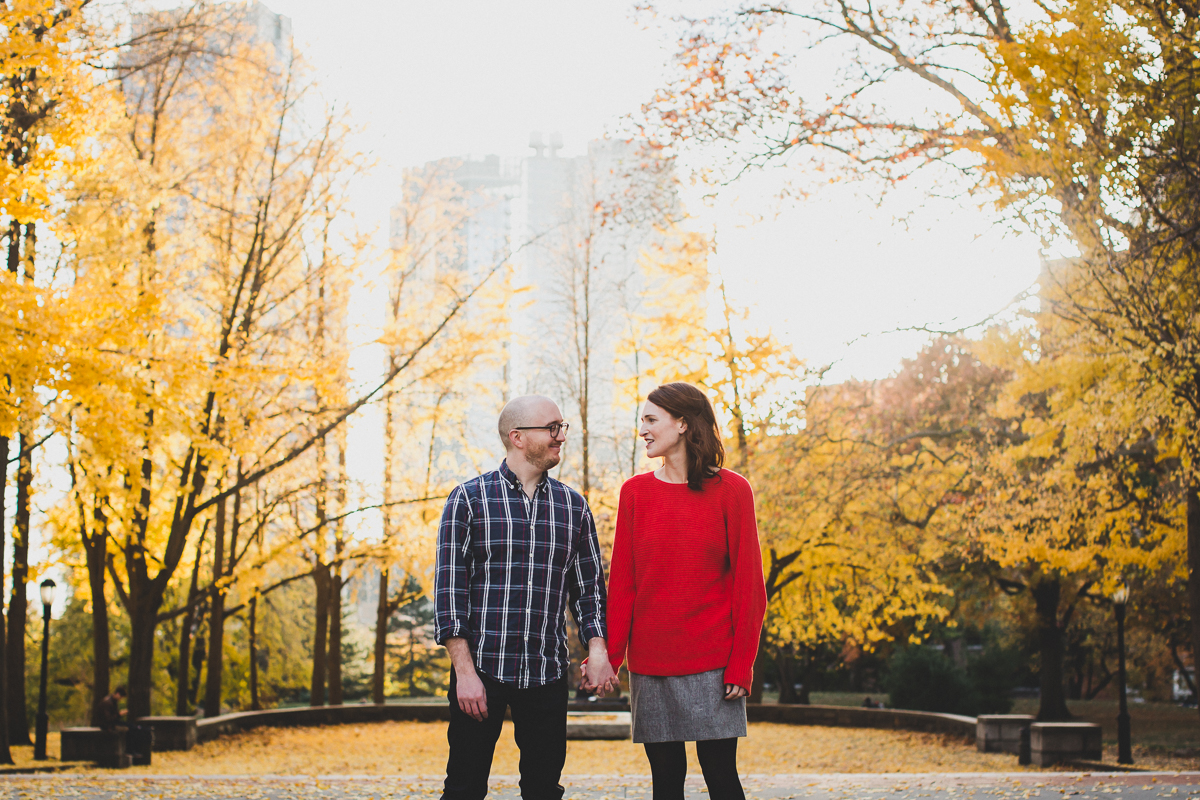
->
[[390, 134, 676, 493]]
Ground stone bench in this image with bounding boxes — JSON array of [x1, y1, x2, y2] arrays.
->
[[60, 727, 131, 768], [976, 714, 1035, 753], [136, 716, 197, 751], [566, 711, 630, 740], [1030, 722, 1102, 766]]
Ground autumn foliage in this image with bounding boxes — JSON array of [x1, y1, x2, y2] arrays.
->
[[1, 0, 1198, 757]]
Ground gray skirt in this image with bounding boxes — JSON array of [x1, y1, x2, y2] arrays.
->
[[629, 668, 748, 743]]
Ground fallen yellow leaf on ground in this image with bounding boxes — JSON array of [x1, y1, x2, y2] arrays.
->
[[63, 722, 1039, 776]]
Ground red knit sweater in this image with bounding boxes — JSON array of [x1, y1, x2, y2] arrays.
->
[[606, 469, 767, 690]]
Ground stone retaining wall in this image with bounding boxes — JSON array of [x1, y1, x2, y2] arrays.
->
[[746, 704, 977, 739], [133, 701, 977, 751], [193, 703, 451, 743]]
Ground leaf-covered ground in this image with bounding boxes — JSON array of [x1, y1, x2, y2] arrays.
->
[[26, 722, 1030, 775], [4, 773, 1200, 800], [14, 721, 1200, 777]]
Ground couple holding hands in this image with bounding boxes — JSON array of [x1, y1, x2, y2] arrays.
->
[[434, 382, 767, 800]]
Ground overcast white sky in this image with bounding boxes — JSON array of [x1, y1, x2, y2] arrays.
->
[[31, 0, 1053, 606], [262, 0, 1041, 385]]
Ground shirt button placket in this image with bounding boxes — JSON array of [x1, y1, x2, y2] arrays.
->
[[525, 494, 537, 688]]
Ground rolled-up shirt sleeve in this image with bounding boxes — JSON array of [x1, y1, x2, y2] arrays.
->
[[434, 485, 473, 645], [567, 502, 607, 646]]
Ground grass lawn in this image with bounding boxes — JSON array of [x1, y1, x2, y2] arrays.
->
[[1010, 697, 1200, 752], [765, 691, 1200, 749], [756, 691, 1200, 768], [758, 691, 904, 707]]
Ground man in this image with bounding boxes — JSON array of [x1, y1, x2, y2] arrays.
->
[[97, 685, 127, 731], [435, 395, 618, 800]]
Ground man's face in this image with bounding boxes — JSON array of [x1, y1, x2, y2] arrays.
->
[[523, 404, 566, 471]]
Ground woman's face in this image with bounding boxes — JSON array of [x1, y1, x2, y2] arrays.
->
[[640, 400, 687, 460]]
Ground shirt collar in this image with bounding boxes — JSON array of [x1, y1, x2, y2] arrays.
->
[[499, 459, 550, 495]]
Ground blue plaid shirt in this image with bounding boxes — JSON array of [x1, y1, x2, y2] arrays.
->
[[434, 460, 607, 688]]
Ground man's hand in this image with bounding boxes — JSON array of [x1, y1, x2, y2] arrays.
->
[[723, 683, 748, 700], [446, 637, 488, 721], [581, 637, 619, 696], [455, 667, 488, 721]]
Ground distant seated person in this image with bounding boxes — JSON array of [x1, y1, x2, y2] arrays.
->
[[98, 685, 128, 731], [861, 696, 881, 709]]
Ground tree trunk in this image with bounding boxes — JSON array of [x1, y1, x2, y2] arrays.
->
[[6, 223, 35, 745], [311, 417, 329, 707], [373, 568, 388, 705], [0, 221, 21, 763], [1172, 643, 1197, 698], [1066, 644, 1083, 701], [748, 637, 771, 704], [203, 495, 227, 718], [6, 423, 32, 745], [175, 606, 195, 717], [775, 649, 799, 704], [126, 594, 161, 719], [249, 596, 260, 711], [310, 563, 329, 707], [125, 412, 162, 721], [409, 617, 417, 696], [1187, 475, 1200, 721], [580, 250, 592, 501], [175, 529, 206, 717], [83, 502, 111, 728], [796, 651, 815, 705], [189, 622, 206, 708], [328, 443, 345, 707], [0, 432, 12, 764], [1033, 578, 1072, 720], [328, 567, 343, 706]]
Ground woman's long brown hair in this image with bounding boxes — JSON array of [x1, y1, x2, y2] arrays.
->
[[646, 382, 725, 491]]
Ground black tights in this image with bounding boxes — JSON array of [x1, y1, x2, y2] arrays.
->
[[643, 738, 745, 800]]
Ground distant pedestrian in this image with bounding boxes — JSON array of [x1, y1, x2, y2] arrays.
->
[[97, 685, 128, 731], [606, 382, 767, 800], [435, 395, 617, 800]]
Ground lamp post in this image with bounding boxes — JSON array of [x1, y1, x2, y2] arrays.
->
[[1112, 583, 1133, 765], [33, 578, 56, 761]]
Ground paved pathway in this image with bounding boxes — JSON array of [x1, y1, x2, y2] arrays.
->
[[1, 773, 1199, 800]]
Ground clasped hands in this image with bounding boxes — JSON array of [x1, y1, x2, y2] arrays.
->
[[578, 639, 619, 696]]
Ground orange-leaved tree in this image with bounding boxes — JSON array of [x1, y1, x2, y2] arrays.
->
[[751, 337, 1007, 702], [963, 290, 1185, 718], [636, 0, 1200, 688]]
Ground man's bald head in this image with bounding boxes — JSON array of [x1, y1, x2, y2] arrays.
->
[[498, 395, 560, 451]]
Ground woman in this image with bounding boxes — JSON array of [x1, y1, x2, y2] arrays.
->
[[606, 382, 767, 800]]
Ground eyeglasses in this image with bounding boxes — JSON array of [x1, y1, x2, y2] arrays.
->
[[513, 422, 570, 437]]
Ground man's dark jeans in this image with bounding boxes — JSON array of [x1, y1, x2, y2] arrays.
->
[[443, 670, 568, 800]]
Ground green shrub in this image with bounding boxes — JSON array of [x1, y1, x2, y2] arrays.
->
[[966, 643, 1019, 714], [885, 646, 981, 715], [885, 643, 1021, 716]]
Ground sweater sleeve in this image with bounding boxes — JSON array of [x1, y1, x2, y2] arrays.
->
[[722, 476, 767, 690], [606, 480, 636, 671]]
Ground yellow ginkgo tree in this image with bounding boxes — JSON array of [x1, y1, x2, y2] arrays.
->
[[751, 338, 1009, 702], [964, 302, 1186, 719], [1, 0, 104, 756]]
